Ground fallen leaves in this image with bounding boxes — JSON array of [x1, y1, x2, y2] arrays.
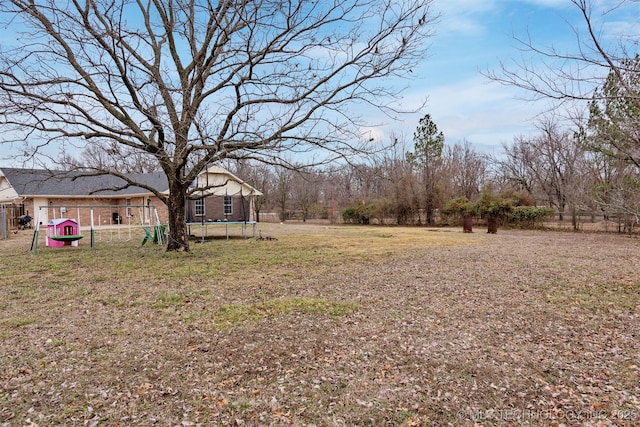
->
[[1, 228, 639, 425]]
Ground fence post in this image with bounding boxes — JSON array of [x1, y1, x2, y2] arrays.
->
[[0, 206, 7, 240]]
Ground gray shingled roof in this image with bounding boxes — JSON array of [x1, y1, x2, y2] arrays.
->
[[0, 168, 168, 197]]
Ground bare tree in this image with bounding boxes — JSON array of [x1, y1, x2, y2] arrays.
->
[[582, 137, 640, 232], [378, 137, 420, 225], [442, 140, 488, 200], [0, 0, 437, 251], [228, 159, 271, 222], [487, 0, 640, 156], [77, 143, 161, 174], [498, 119, 586, 226], [487, 1, 640, 231], [541, 129, 589, 229], [495, 137, 537, 195], [323, 165, 357, 210], [291, 168, 323, 222], [487, 0, 639, 106], [273, 167, 294, 222]]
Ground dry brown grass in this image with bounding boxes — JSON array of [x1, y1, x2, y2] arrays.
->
[[1, 224, 639, 426]]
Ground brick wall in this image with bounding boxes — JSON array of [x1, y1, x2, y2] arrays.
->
[[37, 196, 169, 227]]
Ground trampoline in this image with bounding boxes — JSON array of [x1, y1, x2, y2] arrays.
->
[[186, 220, 256, 241]]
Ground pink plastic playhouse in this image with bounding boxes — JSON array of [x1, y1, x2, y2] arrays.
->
[[46, 218, 83, 247]]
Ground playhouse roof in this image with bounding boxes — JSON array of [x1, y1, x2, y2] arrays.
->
[[48, 218, 79, 226]]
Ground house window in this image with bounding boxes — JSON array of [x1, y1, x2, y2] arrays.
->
[[224, 196, 233, 216], [195, 198, 205, 216], [125, 199, 132, 217]]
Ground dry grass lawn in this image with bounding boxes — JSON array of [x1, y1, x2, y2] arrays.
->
[[1, 223, 639, 426]]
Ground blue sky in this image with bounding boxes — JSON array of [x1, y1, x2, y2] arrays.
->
[[1, 0, 637, 166], [374, 0, 639, 153]]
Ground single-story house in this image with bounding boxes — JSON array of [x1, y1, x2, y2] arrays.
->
[[0, 165, 262, 230]]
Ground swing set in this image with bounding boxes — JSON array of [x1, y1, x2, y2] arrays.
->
[[31, 204, 167, 255]]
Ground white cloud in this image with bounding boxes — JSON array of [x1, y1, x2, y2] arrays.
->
[[433, 0, 500, 37], [422, 76, 544, 145], [361, 75, 548, 150], [517, 0, 569, 7], [358, 126, 386, 143]]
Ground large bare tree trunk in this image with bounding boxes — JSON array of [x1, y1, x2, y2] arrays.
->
[[166, 186, 189, 252]]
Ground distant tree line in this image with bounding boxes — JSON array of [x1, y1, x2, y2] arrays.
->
[[61, 48, 639, 233], [230, 90, 640, 233], [66, 87, 640, 233]]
